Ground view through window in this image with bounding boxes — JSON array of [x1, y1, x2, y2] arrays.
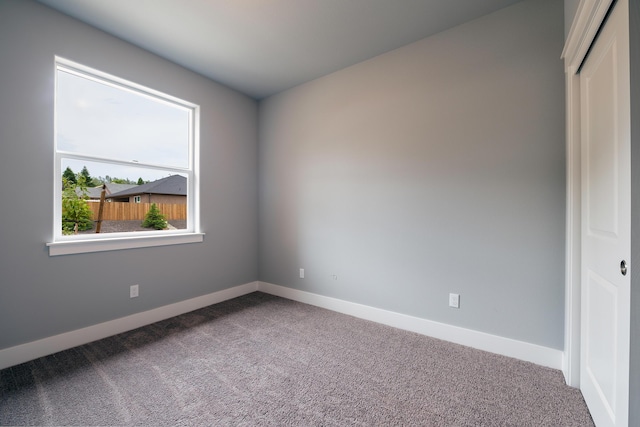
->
[[54, 58, 198, 242]]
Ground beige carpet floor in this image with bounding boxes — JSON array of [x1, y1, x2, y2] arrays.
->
[[0, 292, 593, 426]]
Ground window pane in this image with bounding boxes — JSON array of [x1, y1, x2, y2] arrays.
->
[[53, 58, 198, 248], [61, 159, 188, 234], [56, 69, 190, 168]]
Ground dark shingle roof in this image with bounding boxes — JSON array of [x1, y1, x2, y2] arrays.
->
[[107, 175, 187, 198], [87, 182, 137, 199], [76, 182, 137, 199]]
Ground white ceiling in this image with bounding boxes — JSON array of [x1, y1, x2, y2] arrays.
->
[[37, 0, 523, 99]]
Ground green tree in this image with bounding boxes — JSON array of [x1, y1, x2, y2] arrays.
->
[[93, 176, 111, 185], [142, 203, 168, 230], [137, 177, 145, 185], [112, 177, 134, 184], [62, 175, 93, 234], [80, 166, 96, 187], [62, 167, 76, 187]]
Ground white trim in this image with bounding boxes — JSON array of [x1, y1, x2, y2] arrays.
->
[[0, 281, 258, 370], [0, 280, 564, 371], [561, 0, 614, 388], [562, 64, 583, 387], [561, 0, 614, 64], [56, 57, 198, 113], [47, 232, 205, 256], [258, 282, 562, 369]]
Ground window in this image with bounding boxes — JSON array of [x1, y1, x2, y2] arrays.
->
[[48, 57, 202, 256]]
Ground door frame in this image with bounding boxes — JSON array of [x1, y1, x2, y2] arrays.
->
[[562, 0, 617, 387]]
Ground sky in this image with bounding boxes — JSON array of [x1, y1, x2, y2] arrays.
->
[[57, 68, 192, 182]]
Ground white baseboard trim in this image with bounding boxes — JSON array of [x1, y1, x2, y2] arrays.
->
[[1, 281, 562, 372], [258, 281, 563, 370], [0, 281, 259, 370]]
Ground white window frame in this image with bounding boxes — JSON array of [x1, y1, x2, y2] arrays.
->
[[47, 57, 203, 256], [133, 196, 142, 204]]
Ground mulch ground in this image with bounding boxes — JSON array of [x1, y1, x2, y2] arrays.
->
[[77, 220, 186, 234]]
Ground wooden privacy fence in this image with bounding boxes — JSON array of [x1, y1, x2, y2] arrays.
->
[[87, 202, 186, 221]]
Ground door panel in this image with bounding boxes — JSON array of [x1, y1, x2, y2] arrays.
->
[[585, 43, 618, 238], [580, 0, 630, 426], [585, 270, 618, 417]]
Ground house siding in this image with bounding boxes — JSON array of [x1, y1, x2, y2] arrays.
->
[[128, 194, 186, 205]]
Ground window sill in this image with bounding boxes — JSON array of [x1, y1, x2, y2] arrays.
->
[[47, 232, 204, 256]]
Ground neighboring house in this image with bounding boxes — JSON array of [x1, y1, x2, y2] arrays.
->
[[77, 182, 138, 201], [106, 175, 187, 204]]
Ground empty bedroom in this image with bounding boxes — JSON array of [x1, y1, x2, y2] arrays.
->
[[1, 0, 638, 425]]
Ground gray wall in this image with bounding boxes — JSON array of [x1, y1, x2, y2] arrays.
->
[[564, 0, 581, 40], [0, 0, 259, 350], [629, 0, 639, 424], [258, 0, 565, 349]]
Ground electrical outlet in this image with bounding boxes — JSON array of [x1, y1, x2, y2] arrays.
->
[[299, 268, 305, 279], [130, 284, 139, 298], [449, 293, 460, 308]]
